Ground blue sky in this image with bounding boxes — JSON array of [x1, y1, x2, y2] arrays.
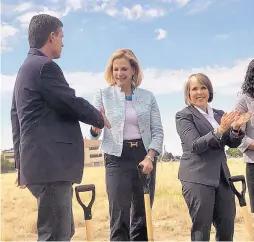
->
[[1, 0, 254, 155]]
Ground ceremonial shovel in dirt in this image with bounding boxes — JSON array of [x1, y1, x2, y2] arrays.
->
[[229, 175, 254, 241], [75, 184, 96, 241], [137, 164, 154, 241]]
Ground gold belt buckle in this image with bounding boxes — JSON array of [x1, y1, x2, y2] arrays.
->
[[130, 142, 138, 148]]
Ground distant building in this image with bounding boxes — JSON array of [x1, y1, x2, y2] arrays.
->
[[1, 140, 104, 167], [84, 139, 104, 167], [2, 149, 15, 163]]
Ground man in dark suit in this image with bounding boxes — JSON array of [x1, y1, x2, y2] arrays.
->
[[10, 14, 107, 240]]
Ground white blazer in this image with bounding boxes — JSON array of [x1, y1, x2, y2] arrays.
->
[[88, 85, 164, 157]]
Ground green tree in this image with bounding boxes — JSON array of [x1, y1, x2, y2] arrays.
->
[[161, 152, 173, 162], [226, 148, 243, 158]]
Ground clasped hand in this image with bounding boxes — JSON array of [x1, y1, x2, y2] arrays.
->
[[92, 108, 111, 134]]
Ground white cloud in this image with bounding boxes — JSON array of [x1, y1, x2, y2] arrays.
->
[[1, 1, 164, 51], [65, 0, 83, 11], [64, 0, 118, 14], [1, 23, 19, 52], [106, 8, 118, 16], [187, 0, 213, 14], [65, 1, 166, 20], [14, 2, 34, 13], [175, 0, 191, 7], [158, 0, 213, 14], [215, 33, 230, 41], [1, 0, 166, 39], [16, 7, 69, 28], [155, 28, 167, 40], [1, 2, 32, 16], [161, 116, 182, 155], [1, 58, 250, 96], [121, 4, 166, 20], [159, 0, 191, 7], [17, 12, 39, 27], [0, 74, 17, 91], [140, 58, 250, 96]]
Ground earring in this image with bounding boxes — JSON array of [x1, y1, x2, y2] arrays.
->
[[132, 75, 137, 87]]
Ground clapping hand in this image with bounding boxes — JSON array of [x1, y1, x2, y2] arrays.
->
[[217, 111, 238, 134], [232, 112, 252, 130]]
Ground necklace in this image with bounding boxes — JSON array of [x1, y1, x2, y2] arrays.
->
[[125, 95, 132, 101], [125, 88, 135, 101]]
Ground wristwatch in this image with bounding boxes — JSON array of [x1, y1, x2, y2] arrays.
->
[[232, 127, 240, 134], [146, 155, 155, 162]]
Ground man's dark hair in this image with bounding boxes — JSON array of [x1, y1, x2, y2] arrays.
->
[[241, 59, 254, 99], [28, 14, 63, 49]]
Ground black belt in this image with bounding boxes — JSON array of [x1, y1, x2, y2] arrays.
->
[[123, 139, 143, 148]]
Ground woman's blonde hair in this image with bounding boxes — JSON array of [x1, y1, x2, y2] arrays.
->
[[104, 49, 143, 87], [184, 73, 214, 105]]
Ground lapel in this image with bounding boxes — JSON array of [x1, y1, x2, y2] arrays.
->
[[188, 105, 214, 131], [132, 88, 142, 118], [213, 109, 222, 124], [113, 85, 125, 108], [188, 105, 223, 132]]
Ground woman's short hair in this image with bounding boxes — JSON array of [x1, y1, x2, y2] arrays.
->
[[104, 49, 143, 87], [184, 73, 214, 105]]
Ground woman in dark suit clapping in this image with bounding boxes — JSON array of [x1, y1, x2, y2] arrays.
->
[[175, 73, 251, 241]]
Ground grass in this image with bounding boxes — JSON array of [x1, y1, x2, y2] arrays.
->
[[1, 158, 253, 241]]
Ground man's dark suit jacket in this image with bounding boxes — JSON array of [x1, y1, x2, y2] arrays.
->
[[175, 105, 245, 187], [11, 48, 104, 185]]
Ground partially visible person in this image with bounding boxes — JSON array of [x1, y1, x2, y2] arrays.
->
[[235, 59, 254, 213], [175, 73, 251, 241], [10, 14, 108, 241], [89, 49, 164, 241]]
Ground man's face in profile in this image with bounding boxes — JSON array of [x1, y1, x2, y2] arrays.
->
[[51, 27, 64, 59]]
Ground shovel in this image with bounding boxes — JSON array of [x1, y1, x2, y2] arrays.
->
[[75, 184, 96, 241], [137, 164, 154, 241], [229, 175, 254, 241]]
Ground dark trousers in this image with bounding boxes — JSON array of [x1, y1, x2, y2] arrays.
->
[[181, 177, 236, 241], [246, 163, 254, 213], [27, 181, 75, 241], [104, 140, 156, 241]]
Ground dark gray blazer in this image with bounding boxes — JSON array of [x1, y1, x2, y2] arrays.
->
[[175, 105, 245, 187], [11, 48, 104, 185]]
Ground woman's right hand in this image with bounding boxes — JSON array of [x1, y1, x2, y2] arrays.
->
[[217, 111, 238, 135], [91, 108, 111, 135]]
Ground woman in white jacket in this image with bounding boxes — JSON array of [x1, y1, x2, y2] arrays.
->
[[89, 49, 164, 241]]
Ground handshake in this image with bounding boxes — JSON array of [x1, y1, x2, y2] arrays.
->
[[93, 108, 111, 135], [216, 111, 252, 135]]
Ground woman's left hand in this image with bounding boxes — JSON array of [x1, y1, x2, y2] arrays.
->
[[138, 157, 153, 174]]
